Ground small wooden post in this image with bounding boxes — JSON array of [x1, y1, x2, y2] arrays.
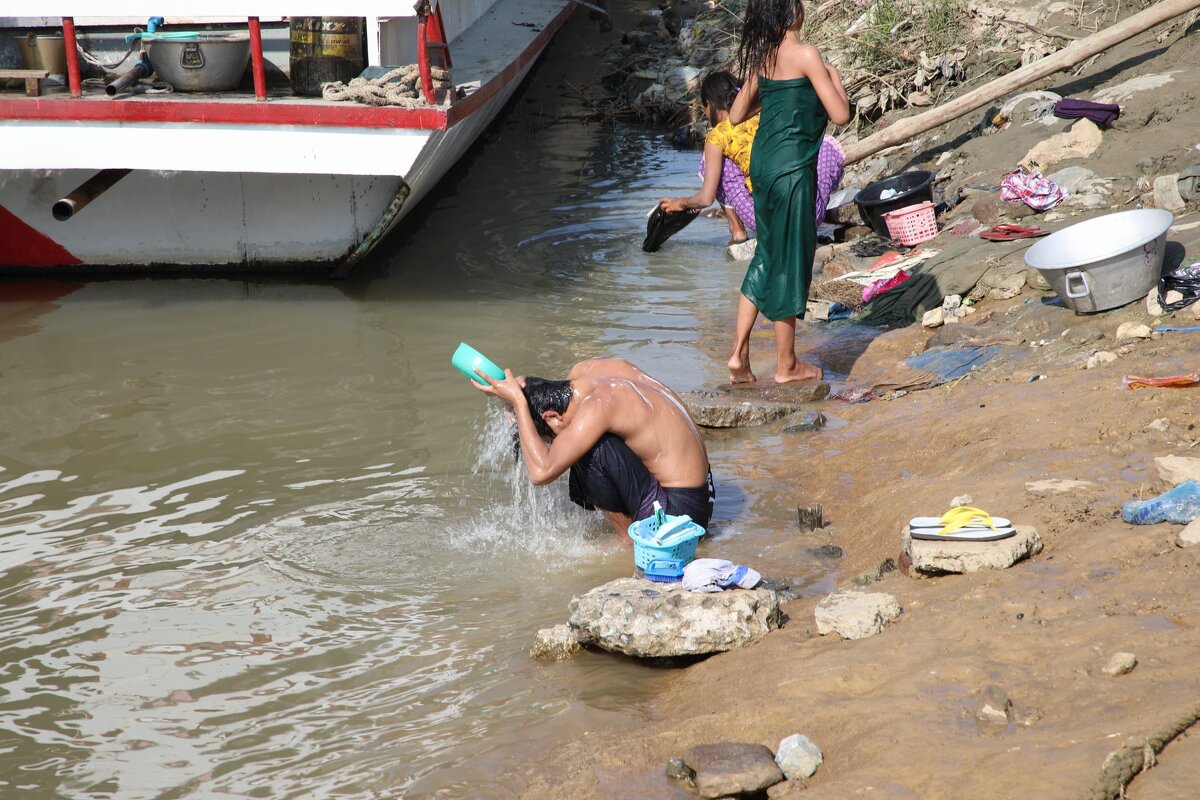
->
[[62, 17, 81, 97], [248, 17, 267, 101], [797, 505, 823, 532]]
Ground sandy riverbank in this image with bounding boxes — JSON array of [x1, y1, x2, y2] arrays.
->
[[508, 2, 1200, 797]]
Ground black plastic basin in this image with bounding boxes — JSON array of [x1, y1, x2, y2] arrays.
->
[[855, 170, 935, 237]]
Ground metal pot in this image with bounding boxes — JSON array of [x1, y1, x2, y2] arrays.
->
[[146, 34, 251, 92], [1024, 209, 1174, 314]]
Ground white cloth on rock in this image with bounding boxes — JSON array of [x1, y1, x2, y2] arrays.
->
[[682, 558, 762, 593]]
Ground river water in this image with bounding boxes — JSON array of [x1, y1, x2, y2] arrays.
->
[[0, 13, 836, 799]]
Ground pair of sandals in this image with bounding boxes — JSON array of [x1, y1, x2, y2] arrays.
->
[[979, 224, 1050, 242], [909, 506, 1016, 542]]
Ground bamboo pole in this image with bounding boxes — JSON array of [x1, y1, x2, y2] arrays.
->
[[843, 0, 1200, 165]]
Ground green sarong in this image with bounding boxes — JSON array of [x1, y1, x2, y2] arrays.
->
[[742, 77, 828, 321]]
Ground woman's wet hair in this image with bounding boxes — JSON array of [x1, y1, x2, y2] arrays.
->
[[700, 71, 740, 115], [522, 377, 573, 437], [737, 0, 805, 80]]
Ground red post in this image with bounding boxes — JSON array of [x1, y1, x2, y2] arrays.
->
[[416, 4, 435, 104], [248, 17, 267, 101], [62, 17, 82, 97]]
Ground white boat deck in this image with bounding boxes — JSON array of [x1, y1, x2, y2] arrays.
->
[[0, 0, 570, 175]]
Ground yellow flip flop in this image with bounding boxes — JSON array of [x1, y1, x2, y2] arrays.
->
[[938, 506, 999, 536]]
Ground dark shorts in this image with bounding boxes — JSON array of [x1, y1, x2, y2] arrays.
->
[[568, 434, 715, 529]]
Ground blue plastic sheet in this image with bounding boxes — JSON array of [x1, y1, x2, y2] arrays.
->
[[904, 345, 1002, 384]]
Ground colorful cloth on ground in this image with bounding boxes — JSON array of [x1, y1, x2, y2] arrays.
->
[[706, 115, 759, 191], [700, 135, 844, 232], [1000, 168, 1067, 211], [1054, 98, 1120, 128], [742, 76, 828, 321]]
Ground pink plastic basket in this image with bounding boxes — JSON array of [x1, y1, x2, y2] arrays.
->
[[883, 201, 938, 246]]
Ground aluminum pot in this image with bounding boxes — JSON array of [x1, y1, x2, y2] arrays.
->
[[146, 34, 250, 92], [1024, 209, 1174, 314]]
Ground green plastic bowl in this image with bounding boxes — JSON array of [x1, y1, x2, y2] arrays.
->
[[452, 342, 505, 386]]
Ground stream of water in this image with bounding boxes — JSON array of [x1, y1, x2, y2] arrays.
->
[[0, 12, 839, 798]]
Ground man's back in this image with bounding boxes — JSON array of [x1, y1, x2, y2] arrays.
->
[[572, 372, 708, 489]]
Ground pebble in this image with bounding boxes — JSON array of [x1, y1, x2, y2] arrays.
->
[[684, 743, 784, 799], [1145, 418, 1170, 432], [1086, 351, 1119, 369], [815, 589, 902, 640], [808, 544, 844, 560], [665, 757, 696, 784], [975, 685, 1012, 727], [950, 494, 973, 507], [1069, 328, 1104, 345], [1102, 652, 1138, 677], [775, 733, 823, 781], [923, 307, 946, 328], [1177, 518, 1200, 548]]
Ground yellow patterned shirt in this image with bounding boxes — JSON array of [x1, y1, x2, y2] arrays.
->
[[706, 115, 760, 191]]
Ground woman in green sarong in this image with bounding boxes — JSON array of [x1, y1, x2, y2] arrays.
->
[[727, 0, 850, 383]]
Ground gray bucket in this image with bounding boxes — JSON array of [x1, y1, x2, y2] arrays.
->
[[1024, 209, 1174, 314]]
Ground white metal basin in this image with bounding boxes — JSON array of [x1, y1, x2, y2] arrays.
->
[[1024, 209, 1174, 313]]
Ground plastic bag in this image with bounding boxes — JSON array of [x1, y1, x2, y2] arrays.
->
[[642, 205, 700, 253], [1123, 373, 1200, 390], [1158, 261, 1200, 311]]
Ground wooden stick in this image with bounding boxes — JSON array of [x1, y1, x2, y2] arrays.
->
[[843, 0, 1200, 166]]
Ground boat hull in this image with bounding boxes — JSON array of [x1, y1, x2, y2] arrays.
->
[[0, 1, 571, 274]]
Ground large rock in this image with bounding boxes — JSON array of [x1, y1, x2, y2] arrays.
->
[[815, 589, 901, 640], [903, 525, 1044, 575], [683, 743, 784, 799], [684, 381, 830, 429], [775, 734, 823, 781], [1153, 174, 1187, 212], [529, 624, 581, 661], [567, 578, 781, 657], [1156, 455, 1200, 485], [1020, 118, 1102, 171]]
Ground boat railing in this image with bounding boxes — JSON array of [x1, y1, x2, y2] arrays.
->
[[5, 3, 453, 104]]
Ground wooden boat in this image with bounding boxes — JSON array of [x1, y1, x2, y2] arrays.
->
[[0, 1, 575, 274]]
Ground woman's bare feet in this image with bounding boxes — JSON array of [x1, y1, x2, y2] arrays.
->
[[728, 355, 757, 384], [774, 361, 823, 383]]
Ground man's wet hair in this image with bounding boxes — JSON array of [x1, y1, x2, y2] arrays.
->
[[701, 70, 740, 113], [522, 377, 573, 438]]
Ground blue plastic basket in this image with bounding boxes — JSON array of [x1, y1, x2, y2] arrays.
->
[[628, 504, 705, 571]]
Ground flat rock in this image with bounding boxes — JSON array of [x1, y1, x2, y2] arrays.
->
[[1153, 174, 1187, 213], [1156, 455, 1200, 485], [684, 743, 784, 799], [1102, 652, 1137, 677], [1177, 518, 1200, 548], [815, 589, 901, 640], [1025, 478, 1097, 495], [684, 381, 829, 429], [975, 685, 1012, 727], [782, 411, 826, 433], [902, 525, 1044, 575], [1146, 418, 1171, 432], [529, 624, 582, 661], [567, 578, 781, 658], [1116, 322, 1153, 341], [1046, 165, 1098, 193], [775, 733, 823, 781]]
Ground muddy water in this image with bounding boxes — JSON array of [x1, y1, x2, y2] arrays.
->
[[0, 16, 836, 800]]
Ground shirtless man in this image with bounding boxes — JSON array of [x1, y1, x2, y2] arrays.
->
[[475, 358, 714, 534]]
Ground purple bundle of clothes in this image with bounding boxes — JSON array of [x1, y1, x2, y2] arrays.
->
[[699, 135, 846, 233]]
